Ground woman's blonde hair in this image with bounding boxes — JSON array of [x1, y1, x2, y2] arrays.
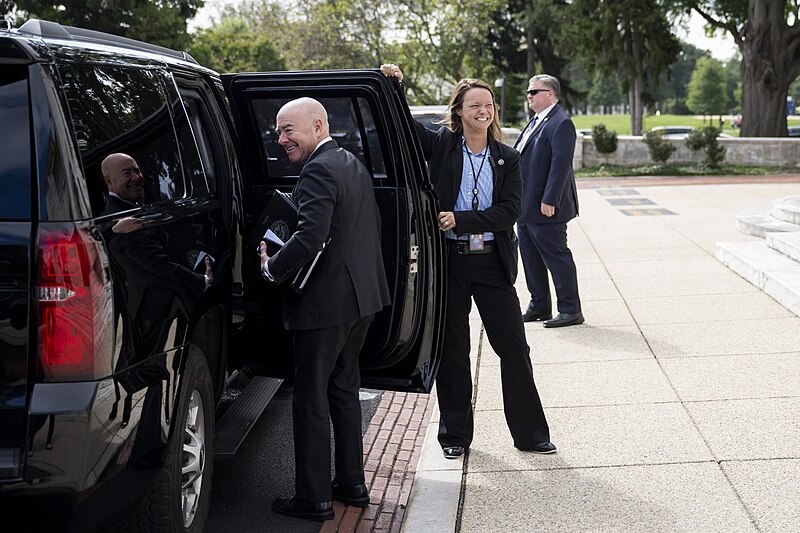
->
[[438, 78, 503, 141]]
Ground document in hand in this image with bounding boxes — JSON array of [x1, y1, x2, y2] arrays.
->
[[250, 190, 328, 293], [249, 190, 299, 256]]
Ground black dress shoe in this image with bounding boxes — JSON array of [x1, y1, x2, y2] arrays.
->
[[332, 482, 370, 508], [442, 446, 465, 459], [272, 496, 334, 521], [543, 312, 585, 328], [515, 441, 557, 454], [522, 309, 553, 322]]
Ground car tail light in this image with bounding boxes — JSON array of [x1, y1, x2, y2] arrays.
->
[[36, 225, 112, 381]]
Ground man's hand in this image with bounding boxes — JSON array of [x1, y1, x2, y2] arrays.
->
[[259, 241, 271, 269], [112, 217, 152, 234], [204, 256, 214, 286], [541, 203, 556, 217], [380, 64, 404, 82]]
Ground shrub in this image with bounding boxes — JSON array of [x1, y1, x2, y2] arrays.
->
[[642, 130, 677, 164], [685, 126, 726, 167], [591, 123, 618, 154]]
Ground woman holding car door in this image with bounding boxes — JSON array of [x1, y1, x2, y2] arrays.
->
[[380, 64, 556, 459]]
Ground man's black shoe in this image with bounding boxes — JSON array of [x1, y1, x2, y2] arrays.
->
[[515, 441, 557, 454], [442, 446, 465, 459], [332, 482, 370, 508], [543, 312, 584, 328], [522, 309, 553, 322], [272, 496, 334, 521]]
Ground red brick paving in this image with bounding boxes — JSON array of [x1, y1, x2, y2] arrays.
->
[[319, 391, 435, 533]]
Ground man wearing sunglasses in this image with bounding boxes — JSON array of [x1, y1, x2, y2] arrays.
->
[[514, 75, 583, 328]]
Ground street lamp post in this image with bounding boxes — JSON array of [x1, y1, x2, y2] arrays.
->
[[494, 78, 505, 124]]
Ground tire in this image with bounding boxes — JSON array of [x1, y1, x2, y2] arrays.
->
[[115, 347, 215, 532]]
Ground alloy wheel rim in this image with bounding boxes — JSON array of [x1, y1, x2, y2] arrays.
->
[[181, 390, 206, 527]]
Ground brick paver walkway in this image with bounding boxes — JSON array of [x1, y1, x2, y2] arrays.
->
[[319, 391, 436, 533]]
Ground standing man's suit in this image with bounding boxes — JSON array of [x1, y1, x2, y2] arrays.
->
[[266, 139, 391, 502], [516, 101, 582, 323], [413, 120, 551, 452]]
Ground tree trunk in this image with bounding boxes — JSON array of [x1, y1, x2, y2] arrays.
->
[[739, 0, 800, 137], [629, 37, 644, 136]]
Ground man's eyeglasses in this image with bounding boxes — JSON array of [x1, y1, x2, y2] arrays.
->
[[527, 89, 551, 96]]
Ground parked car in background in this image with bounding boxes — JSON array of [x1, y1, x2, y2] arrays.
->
[[0, 18, 447, 533], [648, 125, 732, 139], [409, 105, 448, 131]]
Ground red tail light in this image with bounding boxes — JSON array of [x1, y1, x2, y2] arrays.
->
[[37, 225, 112, 381]]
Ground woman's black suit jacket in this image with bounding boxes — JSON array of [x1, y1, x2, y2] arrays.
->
[[413, 121, 522, 284]]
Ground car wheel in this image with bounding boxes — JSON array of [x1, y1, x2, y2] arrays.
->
[[118, 347, 215, 532]]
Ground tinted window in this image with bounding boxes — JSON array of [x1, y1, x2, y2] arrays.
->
[[252, 96, 387, 181], [0, 66, 31, 220], [59, 65, 186, 214]]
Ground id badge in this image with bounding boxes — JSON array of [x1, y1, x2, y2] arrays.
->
[[469, 233, 485, 251]]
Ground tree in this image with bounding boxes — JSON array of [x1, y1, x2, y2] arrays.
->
[[687, 57, 729, 122], [587, 72, 624, 113], [683, 0, 800, 136], [653, 42, 708, 114], [189, 18, 285, 73], [1, 1, 15, 19], [572, 0, 681, 135], [14, 0, 203, 49], [486, 0, 581, 113]]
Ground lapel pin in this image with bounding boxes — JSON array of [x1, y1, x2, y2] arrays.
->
[[498, 159, 504, 165]]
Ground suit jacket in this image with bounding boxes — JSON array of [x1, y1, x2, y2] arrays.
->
[[413, 121, 522, 284], [268, 140, 391, 331], [516, 104, 579, 224]]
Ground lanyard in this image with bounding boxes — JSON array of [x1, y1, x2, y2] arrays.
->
[[465, 143, 489, 211]]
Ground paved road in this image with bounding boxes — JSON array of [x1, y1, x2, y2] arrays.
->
[[207, 380, 382, 532]]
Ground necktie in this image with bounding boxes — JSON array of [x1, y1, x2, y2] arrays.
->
[[517, 115, 538, 150]]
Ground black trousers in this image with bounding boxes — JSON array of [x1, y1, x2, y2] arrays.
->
[[518, 221, 581, 315], [436, 249, 550, 450], [292, 314, 373, 501]]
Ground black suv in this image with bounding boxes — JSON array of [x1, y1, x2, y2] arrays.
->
[[0, 19, 444, 532]]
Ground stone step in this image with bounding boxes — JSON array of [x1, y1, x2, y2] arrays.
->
[[766, 231, 800, 263], [771, 196, 800, 225], [736, 206, 800, 238], [715, 241, 800, 316]]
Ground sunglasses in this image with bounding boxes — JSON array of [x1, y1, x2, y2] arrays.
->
[[527, 89, 551, 96]]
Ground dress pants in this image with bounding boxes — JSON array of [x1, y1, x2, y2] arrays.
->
[[518, 221, 581, 314], [437, 249, 550, 450], [292, 314, 373, 502]]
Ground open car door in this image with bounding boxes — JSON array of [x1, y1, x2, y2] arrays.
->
[[223, 70, 444, 393]]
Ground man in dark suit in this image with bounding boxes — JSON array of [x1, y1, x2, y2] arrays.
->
[[259, 98, 391, 522], [515, 75, 584, 328]]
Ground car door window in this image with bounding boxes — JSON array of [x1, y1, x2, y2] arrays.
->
[[59, 64, 187, 214], [251, 96, 388, 183]]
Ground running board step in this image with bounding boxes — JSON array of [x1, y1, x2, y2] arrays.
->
[[214, 376, 282, 460]]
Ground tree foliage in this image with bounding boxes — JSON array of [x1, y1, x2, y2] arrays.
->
[[189, 18, 285, 73], [685, 126, 726, 166], [571, 0, 681, 135], [591, 123, 618, 153], [687, 57, 729, 118], [682, 0, 800, 136], [14, 0, 203, 49], [642, 130, 677, 163]]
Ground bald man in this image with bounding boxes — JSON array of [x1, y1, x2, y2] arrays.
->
[[102, 152, 145, 210], [260, 98, 390, 521]]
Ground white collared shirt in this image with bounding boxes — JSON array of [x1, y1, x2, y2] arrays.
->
[[516, 103, 557, 152]]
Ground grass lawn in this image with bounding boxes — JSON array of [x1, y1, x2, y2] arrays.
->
[[569, 114, 800, 137]]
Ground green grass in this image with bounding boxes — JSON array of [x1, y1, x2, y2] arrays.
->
[[576, 164, 800, 178], [570, 114, 738, 136]]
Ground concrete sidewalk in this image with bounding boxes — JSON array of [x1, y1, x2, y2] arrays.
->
[[403, 179, 800, 532]]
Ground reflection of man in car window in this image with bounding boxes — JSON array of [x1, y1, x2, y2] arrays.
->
[[102, 153, 145, 209]]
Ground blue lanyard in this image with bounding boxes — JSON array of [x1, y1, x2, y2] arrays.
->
[[465, 144, 488, 211]]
